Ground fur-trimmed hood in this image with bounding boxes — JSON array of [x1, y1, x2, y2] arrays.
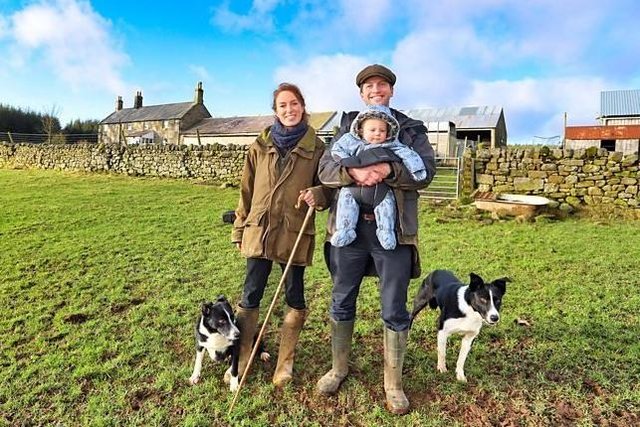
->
[[349, 105, 400, 142]]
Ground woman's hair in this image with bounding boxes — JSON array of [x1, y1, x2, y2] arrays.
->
[[272, 82, 309, 123]]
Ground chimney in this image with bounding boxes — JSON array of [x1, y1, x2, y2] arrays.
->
[[115, 96, 123, 111], [194, 81, 203, 104], [134, 91, 143, 109]]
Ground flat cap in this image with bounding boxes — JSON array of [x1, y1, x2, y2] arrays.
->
[[355, 64, 396, 87]]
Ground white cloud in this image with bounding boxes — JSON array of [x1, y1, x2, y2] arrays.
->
[[0, 15, 8, 38], [390, 27, 494, 108], [336, 0, 394, 35], [189, 65, 210, 81], [464, 77, 606, 141], [212, 0, 282, 33], [8, 0, 128, 94], [274, 54, 369, 112]]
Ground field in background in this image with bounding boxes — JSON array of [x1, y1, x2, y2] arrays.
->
[[1, 169, 639, 426]]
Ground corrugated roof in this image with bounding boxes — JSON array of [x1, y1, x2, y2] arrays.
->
[[600, 89, 640, 117], [100, 102, 197, 124], [403, 106, 503, 129], [183, 112, 337, 135]]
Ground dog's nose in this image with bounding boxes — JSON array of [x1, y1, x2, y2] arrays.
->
[[490, 314, 499, 323]]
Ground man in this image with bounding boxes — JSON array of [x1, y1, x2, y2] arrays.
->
[[316, 64, 436, 415]]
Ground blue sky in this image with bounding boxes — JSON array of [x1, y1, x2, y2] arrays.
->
[[1, 0, 639, 143]]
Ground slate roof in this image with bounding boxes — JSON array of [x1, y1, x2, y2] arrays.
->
[[183, 111, 337, 135], [100, 102, 196, 124], [600, 89, 640, 117], [403, 106, 503, 129]]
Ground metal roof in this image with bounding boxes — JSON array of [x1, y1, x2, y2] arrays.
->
[[600, 89, 640, 117], [183, 112, 337, 135], [100, 102, 200, 124], [403, 106, 503, 129]]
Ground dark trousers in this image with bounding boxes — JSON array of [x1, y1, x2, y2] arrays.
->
[[240, 257, 306, 310], [329, 219, 412, 331]]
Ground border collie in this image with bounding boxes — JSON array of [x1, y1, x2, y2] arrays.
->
[[410, 270, 509, 382]]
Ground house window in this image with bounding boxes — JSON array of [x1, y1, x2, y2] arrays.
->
[[601, 140, 615, 151], [163, 120, 170, 129], [144, 122, 149, 130], [127, 124, 133, 131]]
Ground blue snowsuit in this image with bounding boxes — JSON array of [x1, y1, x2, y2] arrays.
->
[[330, 105, 426, 250]]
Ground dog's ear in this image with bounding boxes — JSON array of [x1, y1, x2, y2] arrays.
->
[[469, 273, 484, 291], [201, 302, 211, 315], [493, 277, 510, 294], [216, 295, 227, 303]]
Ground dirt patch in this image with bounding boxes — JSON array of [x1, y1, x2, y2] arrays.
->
[[64, 313, 89, 324]]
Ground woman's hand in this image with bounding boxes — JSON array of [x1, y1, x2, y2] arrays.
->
[[235, 242, 242, 250], [297, 189, 316, 208]]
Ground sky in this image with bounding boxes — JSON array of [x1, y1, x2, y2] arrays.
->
[[1, 0, 639, 143]]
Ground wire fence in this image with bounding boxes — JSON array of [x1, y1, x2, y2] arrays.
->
[[0, 131, 98, 144]]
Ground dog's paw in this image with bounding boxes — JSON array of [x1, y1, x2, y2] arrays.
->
[[437, 364, 447, 374], [456, 372, 467, 383], [260, 351, 271, 362], [189, 375, 200, 385], [223, 367, 232, 384], [229, 376, 239, 392]]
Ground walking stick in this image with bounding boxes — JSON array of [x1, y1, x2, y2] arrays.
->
[[228, 203, 315, 415]]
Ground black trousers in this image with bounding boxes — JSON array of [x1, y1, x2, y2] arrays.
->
[[329, 218, 412, 331], [240, 257, 306, 310]]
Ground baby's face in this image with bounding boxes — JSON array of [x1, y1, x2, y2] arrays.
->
[[361, 118, 388, 144]]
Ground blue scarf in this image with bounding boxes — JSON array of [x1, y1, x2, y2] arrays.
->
[[271, 119, 308, 152]]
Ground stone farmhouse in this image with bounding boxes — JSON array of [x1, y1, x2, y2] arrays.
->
[[99, 82, 211, 145], [98, 84, 507, 158], [98, 82, 337, 146], [564, 89, 640, 155]]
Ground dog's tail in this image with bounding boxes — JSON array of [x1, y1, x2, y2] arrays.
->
[[409, 272, 439, 328]]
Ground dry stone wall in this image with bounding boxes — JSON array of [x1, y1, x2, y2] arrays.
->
[[0, 143, 247, 184], [463, 146, 640, 211]]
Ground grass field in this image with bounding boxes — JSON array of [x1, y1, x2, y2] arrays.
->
[[1, 169, 639, 426]]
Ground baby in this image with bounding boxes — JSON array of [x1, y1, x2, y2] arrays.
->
[[330, 105, 426, 250]]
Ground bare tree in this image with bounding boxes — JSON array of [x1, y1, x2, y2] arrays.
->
[[41, 104, 62, 144]]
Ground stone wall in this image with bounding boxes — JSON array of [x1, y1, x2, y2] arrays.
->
[[0, 142, 247, 184], [463, 146, 640, 211]]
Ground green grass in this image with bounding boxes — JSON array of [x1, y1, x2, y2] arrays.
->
[[1, 169, 639, 426]]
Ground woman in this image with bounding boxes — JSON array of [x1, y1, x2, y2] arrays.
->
[[231, 83, 329, 387]]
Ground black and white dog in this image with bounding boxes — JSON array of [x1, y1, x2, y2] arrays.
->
[[410, 270, 509, 382], [189, 296, 270, 391], [189, 296, 241, 390]]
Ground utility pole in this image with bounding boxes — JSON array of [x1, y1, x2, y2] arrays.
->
[[563, 112, 567, 150]]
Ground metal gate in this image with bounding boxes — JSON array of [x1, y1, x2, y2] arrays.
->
[[420, 156, 461, 200]]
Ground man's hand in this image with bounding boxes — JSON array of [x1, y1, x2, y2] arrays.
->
[[347, 163, 392, 186]]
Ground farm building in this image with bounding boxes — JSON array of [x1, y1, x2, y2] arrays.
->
[[404, 106, 507, 156], [564, 89, 640, 155], [99, 86, 507, 156], [182, 111, 338, 145], [99, 82, 211, 145]]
